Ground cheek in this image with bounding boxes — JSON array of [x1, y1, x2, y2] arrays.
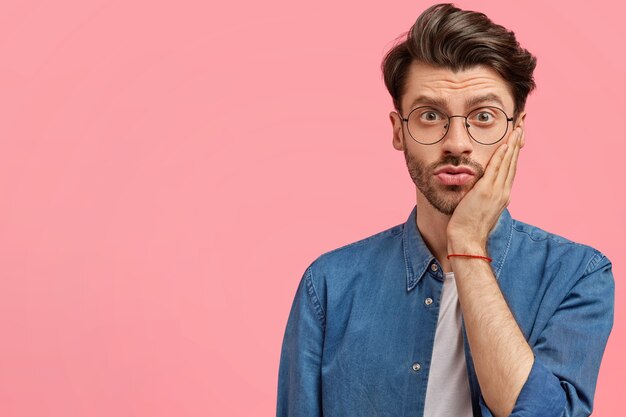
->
[[502, 125, 522, 147], [404, 143, 433, 161]]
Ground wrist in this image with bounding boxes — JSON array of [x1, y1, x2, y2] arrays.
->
[[446, 238, 487, 256], [447, 253, 493, 263]]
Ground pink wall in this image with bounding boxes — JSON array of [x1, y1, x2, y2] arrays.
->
[[0, 0, 623, 415]]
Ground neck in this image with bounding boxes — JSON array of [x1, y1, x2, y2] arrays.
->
[[414, 191, 453, 272]]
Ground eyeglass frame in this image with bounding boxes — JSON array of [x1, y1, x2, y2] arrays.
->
[[399, 105, 515, 145]]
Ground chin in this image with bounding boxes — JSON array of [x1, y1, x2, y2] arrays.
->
[[437, 200, 461, 216], [428, 188, 468, 216]]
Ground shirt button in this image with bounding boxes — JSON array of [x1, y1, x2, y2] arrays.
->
[[424, 298, 433, 306], [430, 263, 438, 272], [412, 362, 421, 372]]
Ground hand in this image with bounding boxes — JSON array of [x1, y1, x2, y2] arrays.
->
[[447, 127, 523, 253]]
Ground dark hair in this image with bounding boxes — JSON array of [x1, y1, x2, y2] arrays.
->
[[382, 3, 536, 119]]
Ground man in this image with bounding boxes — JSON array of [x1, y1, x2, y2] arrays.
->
[[276, 4, 614, 417]]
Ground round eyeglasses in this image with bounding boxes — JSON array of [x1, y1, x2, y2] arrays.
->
[[400, 106, 514, 145]]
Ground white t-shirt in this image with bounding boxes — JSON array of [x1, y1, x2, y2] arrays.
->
[[423, 271, 473, 417]]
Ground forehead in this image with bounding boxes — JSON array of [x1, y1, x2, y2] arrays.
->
[[401, 61, 514, 113]]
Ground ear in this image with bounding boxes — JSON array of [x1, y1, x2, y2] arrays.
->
[[515, 111, 527, 149], [389, 111, 405, 151]]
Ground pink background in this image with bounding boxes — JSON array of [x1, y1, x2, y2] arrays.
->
[[0, 0, 623, 416]]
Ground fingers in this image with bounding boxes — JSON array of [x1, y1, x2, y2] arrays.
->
[[482, 140, 509, 184], [495, 128, 521, 189], [505, 130, 522, 190]]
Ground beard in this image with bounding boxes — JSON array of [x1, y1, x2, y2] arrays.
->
[[403, 146, 485, 216]]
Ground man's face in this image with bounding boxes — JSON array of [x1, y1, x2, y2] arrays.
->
[[390, 61, 525, 215]]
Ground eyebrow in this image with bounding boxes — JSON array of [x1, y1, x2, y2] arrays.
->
[[407, 93, 506, 113]]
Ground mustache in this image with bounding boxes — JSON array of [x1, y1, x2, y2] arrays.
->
[[431, 155, 484, 175]]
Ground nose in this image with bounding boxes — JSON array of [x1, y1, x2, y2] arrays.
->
[[440, 115, 473, 155]]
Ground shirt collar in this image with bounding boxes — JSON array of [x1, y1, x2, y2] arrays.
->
[[402, 204, 514, 291]]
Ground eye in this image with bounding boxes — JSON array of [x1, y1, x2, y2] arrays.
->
[[469, 108, 500, 125], [475, 112, 493, 122], [417, 108, 444, 123], [423, 111, 438, 121]]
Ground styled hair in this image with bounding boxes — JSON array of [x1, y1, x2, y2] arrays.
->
[[382, 3, 537, 119]]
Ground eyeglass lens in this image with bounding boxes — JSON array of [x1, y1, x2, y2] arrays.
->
[[407, 106, 508, 144]]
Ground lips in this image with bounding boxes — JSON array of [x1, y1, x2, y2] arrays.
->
[[433, 165, 476, 176], [433, 165, 476, 186]]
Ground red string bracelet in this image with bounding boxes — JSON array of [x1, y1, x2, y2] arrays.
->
[[446, 254, 493, 263]]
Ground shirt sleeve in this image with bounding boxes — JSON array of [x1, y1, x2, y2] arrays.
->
[[480, 252, 615, 417], [276, 266, 325, 417]]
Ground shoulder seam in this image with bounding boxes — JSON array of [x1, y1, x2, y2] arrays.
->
[[305, 266, 326, 327], [511, 221, 587, 248], [584, 250, 610, 275], [317, 224, 403, 259]]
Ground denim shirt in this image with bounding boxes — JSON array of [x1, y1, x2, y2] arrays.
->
[[277, 206, 614, 417]]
